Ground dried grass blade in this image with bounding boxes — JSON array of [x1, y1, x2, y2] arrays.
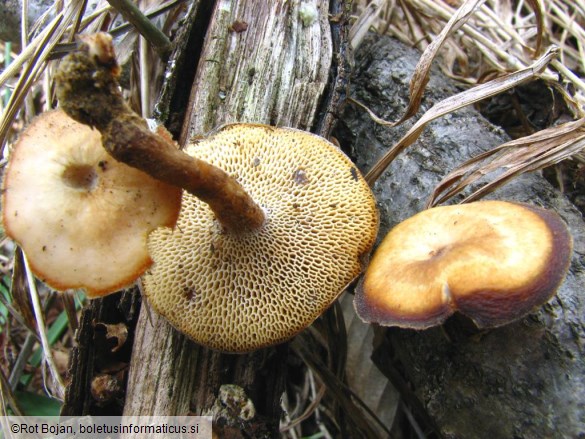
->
[[411, 0, 511, 69], [49, 0, 187, 60], [0, 12, 63, 89], [0, 288, 36, 338], [8, 334, 37, 390], [462, 134, 585, 203], [106, 0, 171, 58], [551, 59, 585, 100], [350, 0, 388, 49], [140, 36, 150, 117], [0, 0, 89, 149], [340, 294, 398, 431], [0, 371, 23, 416], [525, 0, 544, 56], [61, 293, 79, 333], [291, 334, 390, 438], [22, 253, 66, 400], [427, 118, 585, 206], [21, 0, 30, 48], [10, 248, 38, 336], [280, 384, 326, 432], [0, 14, 64, 155], [364, 46, 558, 185], [398, 0, 486, 125], [66, 0, 89, 42]]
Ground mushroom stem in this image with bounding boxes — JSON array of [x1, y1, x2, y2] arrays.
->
[[54, 33, 265, 233]]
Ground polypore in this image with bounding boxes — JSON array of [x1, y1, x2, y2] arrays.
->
[[2, 109, 181, 297], [355, 200, 572, 329], [52, 33, 379, 352], [143, 123, 379, 352]]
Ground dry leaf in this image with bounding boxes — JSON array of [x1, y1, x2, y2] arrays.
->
[[95, 322, 129, 353], [10, 248, 37, 335], [340, 294, 399, 433], [428, 117, 585, 206], [363, 46, 558, 185], [398, 0, 486, 124]]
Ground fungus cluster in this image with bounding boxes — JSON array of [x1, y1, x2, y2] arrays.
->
[[9, 32, 567, 350], [3, 33, 379, 352], [355, 200, 573, 329]]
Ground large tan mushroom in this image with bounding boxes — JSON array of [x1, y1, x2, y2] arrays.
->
[[143, 124, 379, 352], [355, 200, 573, 329], [2, 109, 181, 297]]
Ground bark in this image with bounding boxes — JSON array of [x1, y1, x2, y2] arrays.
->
[[123, 0, 343, 436], [178, 0, 332, 140], [62, 291, 140, 416], [336, 34, 585, 438]]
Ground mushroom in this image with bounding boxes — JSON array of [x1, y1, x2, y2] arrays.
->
[[143, 124, 379, 352], [48, 33, 379, 352], [354, 200, 572, 329], [1, 109, 181, 297]]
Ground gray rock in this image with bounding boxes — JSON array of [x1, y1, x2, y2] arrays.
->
[[336, 34, 585, 438]]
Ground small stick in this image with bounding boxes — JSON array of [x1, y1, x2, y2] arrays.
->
[[106, 0, 172, 58]]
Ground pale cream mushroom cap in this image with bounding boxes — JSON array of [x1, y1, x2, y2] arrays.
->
[[2, 110, 181, 297], [143, 124, 379, 353]]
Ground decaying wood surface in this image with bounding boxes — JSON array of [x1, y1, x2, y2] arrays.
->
[[336, 34, 585, 438], [180, 0, 332, 140], [123, 0, 340, 435]]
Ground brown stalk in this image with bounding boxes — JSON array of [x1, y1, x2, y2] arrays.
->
[[55, 33, 265, 233]]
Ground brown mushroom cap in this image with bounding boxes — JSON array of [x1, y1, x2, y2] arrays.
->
[[355, 200, 573, 329], [2, 110, 181, 297], [143, 124, 379, 353]]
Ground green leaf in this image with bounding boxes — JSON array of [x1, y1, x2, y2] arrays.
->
[[14, 391, 62, 417]]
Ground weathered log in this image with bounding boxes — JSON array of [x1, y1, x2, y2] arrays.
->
[[336, 34, 585, 438], [123, 1, 344, 437], [62, 291, 140, 416]]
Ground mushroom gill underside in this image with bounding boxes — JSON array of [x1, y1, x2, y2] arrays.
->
[[1, 110, 181, 297]]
